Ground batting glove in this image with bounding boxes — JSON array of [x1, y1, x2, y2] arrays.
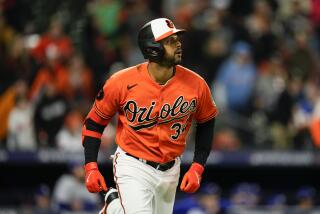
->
[[180, 162, 204, 193], [84, 162, 108, 193]]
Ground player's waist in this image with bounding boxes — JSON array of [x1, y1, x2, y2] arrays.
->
[[117, 139, 184, 163], [125, 152, 176, 171]]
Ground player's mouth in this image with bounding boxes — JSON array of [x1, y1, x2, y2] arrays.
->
[[175, 49, 182, 55]]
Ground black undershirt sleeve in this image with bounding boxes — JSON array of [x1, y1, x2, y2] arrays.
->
[[193, 118, 215, 166], [83, 118, 106, 164], [83, 137, 101, 163]]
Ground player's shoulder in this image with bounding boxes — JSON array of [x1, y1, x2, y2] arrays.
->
[[104, 63, 145, 86], [109, 64, 141, 80], [176, 65, 206, 83]]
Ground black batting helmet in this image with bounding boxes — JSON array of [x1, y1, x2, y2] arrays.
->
[[138, 18, 185, 62]]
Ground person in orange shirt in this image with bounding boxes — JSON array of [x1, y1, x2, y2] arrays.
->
[[31, 18, 73, 66], [82, 18, 218, 214]]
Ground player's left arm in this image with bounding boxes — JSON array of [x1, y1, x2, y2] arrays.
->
[[180, 118, 215, 193], [180, 80, 218, 193]]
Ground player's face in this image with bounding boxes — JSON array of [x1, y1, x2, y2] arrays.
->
[[161, 34, 183, 66]]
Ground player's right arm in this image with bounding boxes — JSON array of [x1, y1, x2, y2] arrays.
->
[[82, 108, 109, 193], [82, 76, 120, 193]]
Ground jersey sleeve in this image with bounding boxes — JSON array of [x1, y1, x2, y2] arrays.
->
[[93, 76, 121, 120], [194, 80, 218, 123]]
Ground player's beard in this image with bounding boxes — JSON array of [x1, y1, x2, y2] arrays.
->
[[161, 52, 182, 67]]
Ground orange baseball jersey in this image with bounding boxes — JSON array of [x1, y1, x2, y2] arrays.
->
[[87, 62, 218, 163]]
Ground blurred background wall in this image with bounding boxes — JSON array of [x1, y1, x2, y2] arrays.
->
[[0, 0, 320, 213]]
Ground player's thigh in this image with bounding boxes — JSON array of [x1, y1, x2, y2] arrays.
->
[[116, 176, 154, 214], [155, 180, 179, 214]]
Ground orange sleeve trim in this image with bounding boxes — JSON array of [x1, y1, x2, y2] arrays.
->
[[82, 129, 102, 139], [93, 103, 111, 120], [87, 108, 110, 126]]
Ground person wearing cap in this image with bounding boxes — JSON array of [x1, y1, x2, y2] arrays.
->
[[228, 182, 261, 211], [290, 186, 316, 214], [174, 182, 222, 214], [82, 17, 218, 214], [34, 184, 54, 214]]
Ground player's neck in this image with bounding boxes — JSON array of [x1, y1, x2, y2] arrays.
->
[[148, 62, 175, 85]]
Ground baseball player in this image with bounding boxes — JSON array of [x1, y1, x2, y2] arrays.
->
[[82, 18, 218, 214]]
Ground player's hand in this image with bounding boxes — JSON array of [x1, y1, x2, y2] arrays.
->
[[180, 162, 204, 193], [84, 162, 108, 193]]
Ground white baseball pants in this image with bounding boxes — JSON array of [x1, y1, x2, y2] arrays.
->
[[107, 146, 181, 214]]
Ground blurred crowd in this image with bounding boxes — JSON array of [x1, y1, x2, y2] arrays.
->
[[0, 0, 320, 212], [1, 0, 320, 152], [12, 173, 320, 213], [174, 182, 318, 214], [5, 159, 318, 213]]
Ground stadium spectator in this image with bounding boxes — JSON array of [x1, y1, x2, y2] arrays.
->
[[31, 16, 73, 66], [265, 193, 287, 212], [290, 186, 316, 214], [29, 47, 70, 102], [0, 80, 28, 147], [286, 30, 318, 82], [33, 82, 69, 147], [174, 183, 221, 214], [56, 109, 83, 152], [227, 183, 261, 211], [52, 160, 100, 211], [213, 41, 257, 115], [7, 92, 36, 151], [33, 184, 55, 214], [63, 54, 95, 107], [198, 5, 232, 85], [3, 34, 34, 90], [292, 80, 319, 149], [87, 0, 124, 38], [212, 128, 241, 151], [254, 54, 287, 113], [251, 54, 288, 147], [268, 76, 301, 149], [244, 0, 278, 63], [190, 182, 222, 214]]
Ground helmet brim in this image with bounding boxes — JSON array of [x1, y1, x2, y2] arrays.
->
[[154, 29, 186, 42]]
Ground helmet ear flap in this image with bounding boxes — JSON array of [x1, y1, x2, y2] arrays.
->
[[145, 46, 164, 60], [138, 38, 164, 61], [146, 47, 158, 57], [138, 22, 165, 62]]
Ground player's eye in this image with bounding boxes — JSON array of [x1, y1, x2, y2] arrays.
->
[[164, 36, 180, 45]]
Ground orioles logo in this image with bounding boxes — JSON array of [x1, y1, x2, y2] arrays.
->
[[123, 96, 196, 134], [165, 19, 174, 29]]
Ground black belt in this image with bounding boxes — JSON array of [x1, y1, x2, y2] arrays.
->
[[126, 153, 175, 171]]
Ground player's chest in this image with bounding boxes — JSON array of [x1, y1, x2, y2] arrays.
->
[[120, 84, 198, 123]]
